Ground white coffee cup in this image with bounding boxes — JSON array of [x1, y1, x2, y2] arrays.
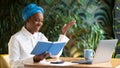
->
[[84, 49, 95, 60]]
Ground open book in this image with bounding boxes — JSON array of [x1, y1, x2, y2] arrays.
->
[[31, 41, 66, 55]]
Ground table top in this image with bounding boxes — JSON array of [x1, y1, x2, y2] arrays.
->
[[24, 57, 120, 68]]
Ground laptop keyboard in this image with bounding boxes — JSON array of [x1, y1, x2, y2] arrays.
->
[[72, 59, 92, 64]]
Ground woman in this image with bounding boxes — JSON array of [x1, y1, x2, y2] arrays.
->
[[8, 3, 76, 68]]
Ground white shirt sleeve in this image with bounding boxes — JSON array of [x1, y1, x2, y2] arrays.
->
[[8, 36, 24, 68], [58, 34, 69, 42]]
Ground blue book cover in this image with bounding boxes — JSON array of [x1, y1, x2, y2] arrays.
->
[[31, 41, 66, 55]]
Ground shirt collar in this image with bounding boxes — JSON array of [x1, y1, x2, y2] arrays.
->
[[21, 26, 35, 38]]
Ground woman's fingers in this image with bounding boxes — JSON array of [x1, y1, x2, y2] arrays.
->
[[61, 20, 76, 35]]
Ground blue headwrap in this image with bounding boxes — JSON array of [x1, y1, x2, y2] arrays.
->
[[22, 3, 44, 21]]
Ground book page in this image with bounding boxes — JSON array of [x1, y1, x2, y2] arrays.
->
[[31, 41, 52, 55], [48, 42, 66, 55]]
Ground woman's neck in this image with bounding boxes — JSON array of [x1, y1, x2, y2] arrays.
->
[[25, 25, 34, 34]]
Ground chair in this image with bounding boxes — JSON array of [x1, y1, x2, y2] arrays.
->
[[0, 54, 10, 68]]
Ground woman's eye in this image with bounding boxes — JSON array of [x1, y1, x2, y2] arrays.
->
[[34, 19, 39, 22], [33, 18, 43, 24]]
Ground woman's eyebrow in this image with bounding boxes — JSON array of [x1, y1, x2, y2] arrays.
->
[[33, 16, 44, 22]]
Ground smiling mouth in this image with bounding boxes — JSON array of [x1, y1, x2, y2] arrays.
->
[[35, 26, 41, 31]]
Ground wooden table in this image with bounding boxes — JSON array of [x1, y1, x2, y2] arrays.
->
[[24, 57, 120, 68]]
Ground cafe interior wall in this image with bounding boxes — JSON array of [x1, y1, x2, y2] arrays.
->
[[113, 0, 120, 58], [0, 0, 118, 58]]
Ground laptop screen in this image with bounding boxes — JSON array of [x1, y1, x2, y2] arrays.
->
[[92, 39, 118, 64]]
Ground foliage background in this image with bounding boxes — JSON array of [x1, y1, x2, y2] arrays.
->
[[0, 0, 118, 57]]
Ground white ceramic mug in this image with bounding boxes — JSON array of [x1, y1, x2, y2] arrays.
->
[[84, 49, 95, 60]]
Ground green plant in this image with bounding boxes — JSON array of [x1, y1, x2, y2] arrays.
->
[[64, 0, 107, 57], [76, 23, 105, 49], [0, 0, 114, 58], [40, 0, 107, 57], [67, 21, 105, 57]]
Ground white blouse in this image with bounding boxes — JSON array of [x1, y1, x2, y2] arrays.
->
[[8, 27, 69, 68]]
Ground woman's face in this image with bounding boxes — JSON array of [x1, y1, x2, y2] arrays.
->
[[26, 12, 44, 34]]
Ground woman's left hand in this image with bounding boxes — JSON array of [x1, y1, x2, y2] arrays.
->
[[61, 20, 76, 35]]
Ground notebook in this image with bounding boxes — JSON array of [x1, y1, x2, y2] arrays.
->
[[72, 39, 118, 64]]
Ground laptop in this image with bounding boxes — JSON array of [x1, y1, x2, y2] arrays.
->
[[72, 39, 118, 64]]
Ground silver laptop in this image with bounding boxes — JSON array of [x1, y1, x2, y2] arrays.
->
[[72, 39, 118, 64]]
